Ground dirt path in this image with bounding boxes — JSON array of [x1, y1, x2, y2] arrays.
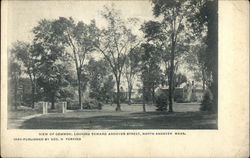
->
[[8, 114, 43, 129]]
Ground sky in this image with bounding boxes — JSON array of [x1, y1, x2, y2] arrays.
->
[[7, 0, 154, 46]]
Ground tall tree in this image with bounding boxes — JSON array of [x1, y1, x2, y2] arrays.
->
[[10, 41, 38, 108], [188, 0, 218, 112], [101, 75, 115, 104], [86, 58, 114, 102], [123, 47, 141, 105], [52, 17, 98, 109], [145, 0, 192, 112], [184, 42, 207, 91], [8, 55, 21, 110], [140, 43, 162, 112], [94, 5, 139, 111], [32, 19, 71, 109]]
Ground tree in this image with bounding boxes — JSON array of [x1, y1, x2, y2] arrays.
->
[[94, 5, 139, 111], [123, 47, 141, 104], [10, 41, 38, 108], [144, 0, 192, 112], [140, 43, 163, 112], [101, 75, 115, 104], [174, 73, 187, 88], [86, 58, 114, 102], [52, 17, 98, 109], [32, 19, 72, 109], [184, 42, 207, 91], [8, 56, 21, 110], [188, 0, 218, 112], [36, 64, 71, 109]]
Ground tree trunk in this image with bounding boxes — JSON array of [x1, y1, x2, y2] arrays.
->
[[77, 70, 82, 110], [22, 84, 24, 105], [31, 83, 35, 108], [14, 79, 18, 110], [168, 34, 175, 113], [152, 85, 155, 105], [128, 90, 131, 105], [142, 100, 146, 112], [115, 80, 121, 111], [209, 0, 218, 113], [51, 92, 55, 109], [29, 74, 35, 109], [168, 70, 174, 112], [142, 86, 146, 112], [128, 84, 132, 105], [202, 69, 206, 92]]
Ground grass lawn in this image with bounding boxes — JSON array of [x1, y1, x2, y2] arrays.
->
[[17, 103, 217, 129], [8, 106, 41, 129]]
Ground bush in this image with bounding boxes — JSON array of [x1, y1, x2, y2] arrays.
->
[[82, 99, 103, 110], [200, 89, 215, 112], [174, 88, 184, 103], [155, 92, 168, 111], [112, 92, 127, 104], [66, 101, 80, 110], [130, 97, 143, 104], [66, 99, 103, 110]]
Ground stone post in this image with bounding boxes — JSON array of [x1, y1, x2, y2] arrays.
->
[[62, 102, 67, 113], [42, 102, 48, 114]]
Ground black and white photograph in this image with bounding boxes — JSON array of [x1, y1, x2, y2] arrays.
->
[[7, 0, 218, 129], [2, 0, 250, 157]]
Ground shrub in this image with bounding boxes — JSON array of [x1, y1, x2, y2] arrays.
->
[[200, 89, 215, 112], [155, 92, 168, 111], [67, 99, 104, 110], [174, 88, 184, 103], [82, 99, 103, 110], [130, 97, 143, 104], [112, 92, 127, 104], [66, 101, 80, 110]]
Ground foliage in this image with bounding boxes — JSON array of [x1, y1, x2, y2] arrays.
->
[[36, 64, 72, 105], [130, 97, 143, 104], [7, 2, 216, 114], [51, 17, 98, 109], [188, 0, 218, 110], [82, 98, 103, 110], [101, 75, 116, 103], [173, 88, 183, 103], [18, 78, 33, 106], [200, 89, 215, 112], [142, 0, 193, 112], [174, 73, 187, 87], [10, 41, 39, 108], [86, 58, 115, 103], [140, 43, 163, 104], [155, 90, 168, 111], [57, 85, 75, 102], [124, 46, 141, 104], [8, 56, 22, 109], [94, 5, 139, 111], [32, 19, 72, 109]]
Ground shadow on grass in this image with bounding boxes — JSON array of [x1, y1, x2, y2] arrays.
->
[[19, 111, 217, 129]]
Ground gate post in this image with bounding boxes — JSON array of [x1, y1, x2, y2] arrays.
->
[[42, 102, 48, 114], [46, 102, 48, 114], [62, 102, 67, 113]]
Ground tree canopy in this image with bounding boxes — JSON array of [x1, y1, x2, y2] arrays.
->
[[8, 1, 217, 113]]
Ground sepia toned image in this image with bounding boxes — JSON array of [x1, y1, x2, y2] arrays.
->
[[1, 0, 249, 157], [7, 0, 218, 130]]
